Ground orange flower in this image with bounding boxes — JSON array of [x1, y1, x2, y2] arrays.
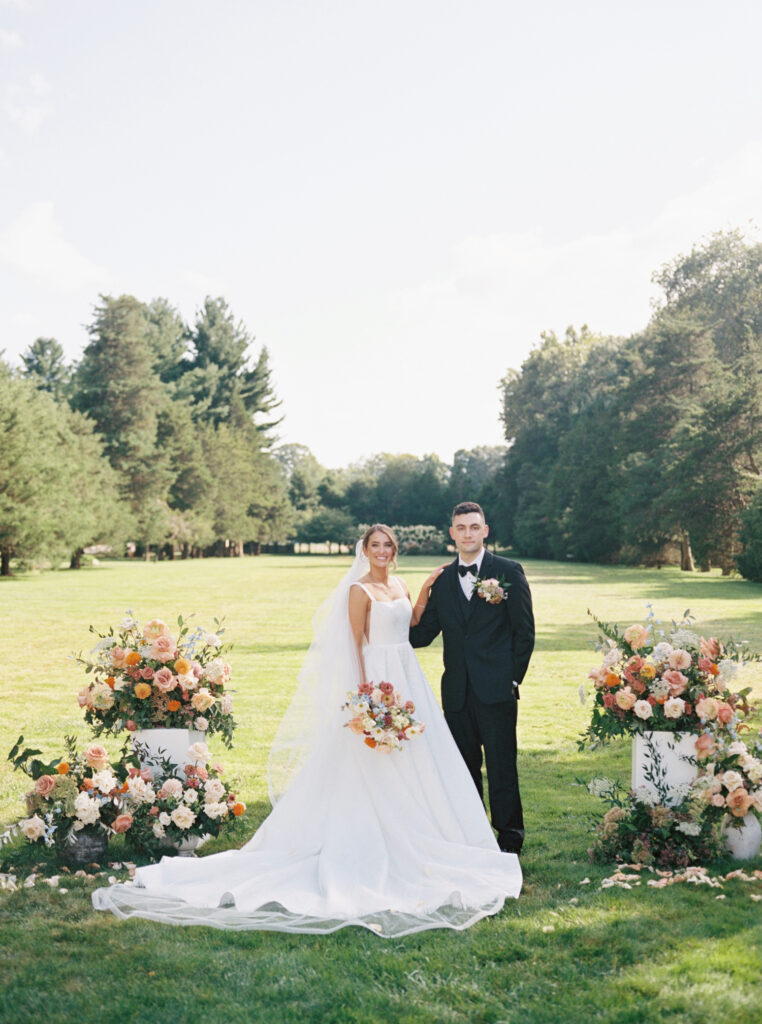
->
[[134, 682, 152, 699], [81, 777, 94, 790], [167, 700, 182, 712], [364, 737, 377, 749], [174, 657, 191, 676], [106, 676, 116, 689], [604, 672, 620, 689], [119, 781, 129, 793], [640, 664, 656, 681], [232, 802, 246, 816], [708, 663, 720, 676], [56, 761, 70, 775], [126, 651, 142, 666]]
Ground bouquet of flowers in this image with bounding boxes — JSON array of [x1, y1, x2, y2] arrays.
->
[[342, 681, 425, 753], [586, 776, 722, 868], [5, 735, 133, 854], [76, 614, 236, 747], [121, 741, 245, 855], [691, 730, 762, 829], [581, 609, 754, 748]]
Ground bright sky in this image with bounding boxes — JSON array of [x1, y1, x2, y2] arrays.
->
[[1, 0, 761, 467]]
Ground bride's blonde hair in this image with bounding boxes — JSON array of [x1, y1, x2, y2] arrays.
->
[[362, 523, 399, 567]]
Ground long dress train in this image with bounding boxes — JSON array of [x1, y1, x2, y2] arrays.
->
[[91, 588, 521, 936]]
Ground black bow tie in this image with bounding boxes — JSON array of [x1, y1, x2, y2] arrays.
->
[[458, 563, 478, 577]]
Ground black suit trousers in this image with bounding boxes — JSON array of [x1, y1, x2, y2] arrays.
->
[[444, 678, 524, 850]]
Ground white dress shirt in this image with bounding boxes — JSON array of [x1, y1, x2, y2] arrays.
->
[[458, 547, 486, 600]]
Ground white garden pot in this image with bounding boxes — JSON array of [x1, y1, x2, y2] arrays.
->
[[132, 728, 205, 780], [631, 731, 698, 806], [722, 813, 762, 861]]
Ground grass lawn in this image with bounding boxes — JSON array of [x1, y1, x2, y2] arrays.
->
[[1, 555, 761, 1024]]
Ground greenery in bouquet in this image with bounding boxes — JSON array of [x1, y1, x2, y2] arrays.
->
[[121, 740, 245, 856], [691, 728, 762, 829], [76, 614, 236, 748], [3, 735, 134, 855], [580, 607, 755, 748], [586, 777, 722, 868]]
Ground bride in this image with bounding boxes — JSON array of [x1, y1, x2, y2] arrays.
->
[[92, 525, 521, 936]]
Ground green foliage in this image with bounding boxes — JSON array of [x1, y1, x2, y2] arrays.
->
[[738, 485, 762, 582], [20, 337, 72, 401]]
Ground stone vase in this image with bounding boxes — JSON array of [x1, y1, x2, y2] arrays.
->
[[722, 812, 762, 861]]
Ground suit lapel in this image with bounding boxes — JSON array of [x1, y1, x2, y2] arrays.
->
[[469, 549, 495, 623], [447, 558, 468, 627]]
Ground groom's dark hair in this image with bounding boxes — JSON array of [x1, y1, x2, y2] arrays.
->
[[452, 501, 485, 522]]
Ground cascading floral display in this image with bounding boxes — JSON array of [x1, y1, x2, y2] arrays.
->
[[76, 615, 236, 747]]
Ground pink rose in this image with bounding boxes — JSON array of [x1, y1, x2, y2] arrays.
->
[[112, 813, 133, 833], [149, 634, 176, 663], [140, 666, 155, 680], [663, 670, 688, 697], [379, 682, 394, 695], [154, 667, 177, 692], [623, 624, 649, 650], [159, 779, 183, 799], [602, 692, 616, 708], [726, 787, 752, 817], [77, 686, 94, 709], [695, 698, 719, 721], [34, 775, 56, 797], [84, 744, 110, 770], [140, 767, 152, 782], [347, 717, 366, 734], [143, 619, 171, 642], [711, 793, 726, 808], [716, 702, 734, 725], [695, 733, 717, 759], [125, 719, 137, 731]]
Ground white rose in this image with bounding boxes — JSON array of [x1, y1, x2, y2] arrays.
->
[[663, 697, 686, 719], [170, 805, 196, 830], [183, 788, 198, 804], [204, 657, 226, 683], [633, 700, 653, 720], [158, 811, 171, 826], [126, 777, 155, 804], [727, 741, 748, 757], [220, 694, 233, 715], [159, 778, 183, 800], [187, 742, 210, 765], [74, 792, 100, 826], [203, 801, 228, 819], [21, 815, 46, 841], [204, 632, 222, 648], [195, 717, 209, 731], [152, 822, 166, 838], [720, 770, 744, 792], [204, 779, 225, 802], [746, 762, 762, 784]]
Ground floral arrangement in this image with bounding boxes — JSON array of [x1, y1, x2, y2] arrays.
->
[[343, 681, 425, 753], [120, 741, 245, 856], [76, 614, 236, 747], [5, 735, 133, 854], [691, 729, 762, 829], [586, 776, 722, 868], [580, 608, 754, 747], [474, 576, 509, 604]]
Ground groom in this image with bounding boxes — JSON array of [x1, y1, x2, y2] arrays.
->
[[409, 502, 535, 854]]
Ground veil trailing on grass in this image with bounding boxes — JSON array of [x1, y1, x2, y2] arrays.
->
[[266, 541, 367, 804]]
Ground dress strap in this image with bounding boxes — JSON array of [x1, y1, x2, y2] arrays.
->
[[350, 581, 374, 600]]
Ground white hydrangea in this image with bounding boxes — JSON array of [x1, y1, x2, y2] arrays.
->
[[670, 628, 699, 650], [652, 642, 674, 663], [92, 770, 118, 794], [74, 792, 100, 826], [676, 821, 701, 836], [649, 678, 671, 700], [717, 658, 740, 681], [587, 778, 616, 798], [631, 786, 657, 807]]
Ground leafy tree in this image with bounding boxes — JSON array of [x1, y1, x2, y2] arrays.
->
[[296, 508, 356, 553], [274, 444, 326, 512]]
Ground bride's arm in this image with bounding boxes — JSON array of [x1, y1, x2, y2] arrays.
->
[[348, 585, 370, 685], [405, 566, 446, 626]]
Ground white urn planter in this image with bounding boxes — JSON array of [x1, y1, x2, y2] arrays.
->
[[722, 813, 762, 861], [631, 731, 698, 806], [132, 728, 205, 780]]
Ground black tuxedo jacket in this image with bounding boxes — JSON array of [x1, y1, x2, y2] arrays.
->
[[409, 550, 535, 713]]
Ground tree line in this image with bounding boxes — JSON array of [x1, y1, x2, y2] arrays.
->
[[491, 230, 762, 579]]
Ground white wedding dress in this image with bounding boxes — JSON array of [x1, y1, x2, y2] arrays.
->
[[92, 579, 521, 936]]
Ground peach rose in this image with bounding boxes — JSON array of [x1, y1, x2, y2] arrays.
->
[[191, 688, 215, 713], [695, 733, 717, 759], [624, 624, 649, 650], [149, 634, 176, 663], [700, 637, 720, 660], [615, 688, 637, 711], [668, 649, 692, 671], [663, 670, 688, 697], [347, 716, 365, 734], [711, 793, 726, 807], [663, 697, 686, 719], [143, 619, 171, 642], [84, 744, 110, 771], [77, 685, 94, 709], [695, 697, 719, 721], [110, 646, 128, 669], [34, 774, 56, 797], [154, 667, 177, 692], [112, 813, 133, 833], [726, 787, 753, 818]]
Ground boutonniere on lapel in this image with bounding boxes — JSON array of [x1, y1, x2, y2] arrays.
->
[[473, 576, 510, 604]]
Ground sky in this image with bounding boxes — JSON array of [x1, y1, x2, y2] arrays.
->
[[1, 0, 761, 467]]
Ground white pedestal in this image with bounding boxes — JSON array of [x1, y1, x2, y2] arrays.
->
[[132, 728, 205, 780], [631, 731, 698, 806]]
